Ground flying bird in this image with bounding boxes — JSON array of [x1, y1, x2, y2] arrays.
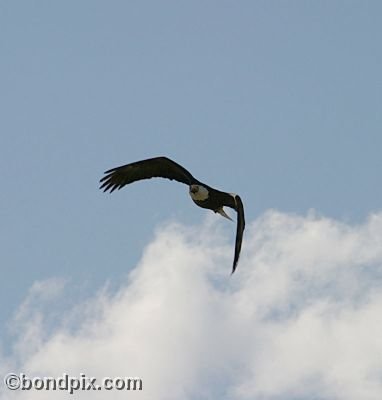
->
[[99, 156, 245, 273]]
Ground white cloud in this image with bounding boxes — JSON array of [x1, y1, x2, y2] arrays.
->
[[1, 211, 382, 400]]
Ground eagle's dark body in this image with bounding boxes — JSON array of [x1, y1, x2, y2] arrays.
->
[[100, 156, 245, 273]]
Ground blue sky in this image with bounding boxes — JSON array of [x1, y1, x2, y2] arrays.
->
[[1, 2, 382, 399]]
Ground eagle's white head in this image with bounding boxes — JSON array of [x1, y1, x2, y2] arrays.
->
[[189, 184, 209, 201]]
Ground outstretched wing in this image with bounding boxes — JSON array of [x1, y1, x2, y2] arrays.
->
[[215, 191, 245, 273], [100, 156, 196, 193], [231, 195, 245, 274]]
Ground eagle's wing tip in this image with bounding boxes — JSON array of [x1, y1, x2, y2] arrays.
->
[[231, 261, 238, 275]]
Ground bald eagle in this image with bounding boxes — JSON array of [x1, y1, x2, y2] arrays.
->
[[100, 156, 245, 273]]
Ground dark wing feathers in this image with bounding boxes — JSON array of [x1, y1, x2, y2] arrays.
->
[[208, 190, 245, 273], [100, 156, 195, 193], [232, 195, 245, 274]]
